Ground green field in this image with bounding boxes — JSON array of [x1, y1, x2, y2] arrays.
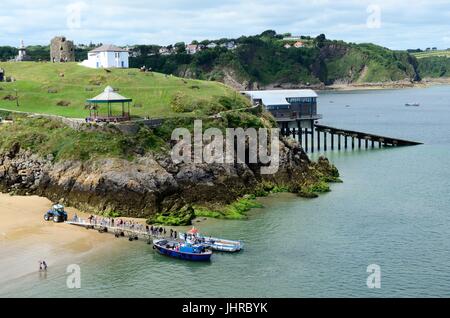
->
[[411, 50, 450, 59], [0, 62, 244, 119]]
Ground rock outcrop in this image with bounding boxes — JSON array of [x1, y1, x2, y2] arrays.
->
[[0, 138, 337, 219]]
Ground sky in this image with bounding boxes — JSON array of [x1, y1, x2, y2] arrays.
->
[[1, 0, 450, 50]]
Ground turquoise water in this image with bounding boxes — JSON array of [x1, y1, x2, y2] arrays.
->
[[2, 85, 450, 297]]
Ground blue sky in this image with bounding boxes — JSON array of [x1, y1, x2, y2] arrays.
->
[[1, 0, 450, 50]]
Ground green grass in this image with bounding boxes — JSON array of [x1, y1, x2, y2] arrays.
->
[[0, 115, 167, 161], [193, 196, 263, 221], [412, 50, 450, 59], [0, 62, 247, 119]]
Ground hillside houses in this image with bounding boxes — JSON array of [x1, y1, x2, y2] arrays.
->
[[186, 44, 203, 55], [159, 46, 174, 55], [220, 41, 237, 50], [283, 41, 305, 49]]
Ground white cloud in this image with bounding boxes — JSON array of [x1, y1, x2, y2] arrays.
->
[[0, 0, 449, 49]]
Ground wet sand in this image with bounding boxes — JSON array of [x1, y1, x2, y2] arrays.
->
[[0, 193, 145, 285]]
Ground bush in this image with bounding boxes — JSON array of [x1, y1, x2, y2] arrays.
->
[[56, 100, 71, 107], [170, 92, 195, 113]]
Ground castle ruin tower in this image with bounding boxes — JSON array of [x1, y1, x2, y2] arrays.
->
[[50, 36, 75, 62]]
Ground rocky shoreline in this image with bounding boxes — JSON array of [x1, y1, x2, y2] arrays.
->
[[0, 137, 339, 224], [222, 75, 450, 92]]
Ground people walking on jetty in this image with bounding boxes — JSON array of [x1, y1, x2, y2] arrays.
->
[[68, 214, 182, 240]]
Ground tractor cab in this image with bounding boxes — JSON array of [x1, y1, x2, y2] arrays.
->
[[44, 204, 68, 223]]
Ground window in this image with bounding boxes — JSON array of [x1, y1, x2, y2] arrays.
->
[[286, 97, 316, 103]]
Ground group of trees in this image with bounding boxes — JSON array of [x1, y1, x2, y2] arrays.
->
[[0, 43, 100, 62], [0, 46, 18, 61], [129, 30, 330, 84]]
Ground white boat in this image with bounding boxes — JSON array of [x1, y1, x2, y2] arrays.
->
[[180, 227, 243, 253], [405, 103, 420, 107]]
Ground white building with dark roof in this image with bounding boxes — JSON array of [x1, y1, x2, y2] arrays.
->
[[80, 44, 129, 69]]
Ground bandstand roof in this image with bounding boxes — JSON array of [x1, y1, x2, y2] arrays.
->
[[87, 86, 132, 104]]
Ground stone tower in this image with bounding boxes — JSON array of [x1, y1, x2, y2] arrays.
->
[[50, 36, 75, 62]]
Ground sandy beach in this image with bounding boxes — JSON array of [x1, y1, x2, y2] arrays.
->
[[0, 193, 147, 286]]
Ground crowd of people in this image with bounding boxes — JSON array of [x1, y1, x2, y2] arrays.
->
[[71, 214, 179, 239]]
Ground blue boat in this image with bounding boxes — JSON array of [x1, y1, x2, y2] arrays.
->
[[153, 239, 212, 262]]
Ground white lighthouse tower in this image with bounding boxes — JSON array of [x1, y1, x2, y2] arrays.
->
[[16, 40, 28, 61]]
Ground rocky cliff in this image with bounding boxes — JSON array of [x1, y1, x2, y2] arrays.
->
[[0, 137, 339, 223]]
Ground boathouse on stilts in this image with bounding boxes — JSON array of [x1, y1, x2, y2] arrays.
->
[[241, 89, 422, 152]]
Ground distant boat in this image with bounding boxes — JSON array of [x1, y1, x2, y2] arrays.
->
[[153, 239, 212, 262], [405, 103, 420, 107]]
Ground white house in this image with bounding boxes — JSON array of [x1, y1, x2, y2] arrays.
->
[[80, 44, 129, 69]]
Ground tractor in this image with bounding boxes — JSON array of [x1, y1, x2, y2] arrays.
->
[[44, 204, 68, 223]]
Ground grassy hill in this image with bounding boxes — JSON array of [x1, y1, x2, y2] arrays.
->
[[0, 62, 247, 119], [411, 50, 450, 59], [131, 32, 420, 88]]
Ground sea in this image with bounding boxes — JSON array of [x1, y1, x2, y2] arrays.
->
[[1, 85, 450, 297]]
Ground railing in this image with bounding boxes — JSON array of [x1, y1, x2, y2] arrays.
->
[[274, 113, 323, 122], [66, 216, 179, 240]]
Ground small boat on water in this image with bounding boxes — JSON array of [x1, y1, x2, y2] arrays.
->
[[180, 227, 243, 253], [153, 239, 212, 262], [405, 103, 420, 107]]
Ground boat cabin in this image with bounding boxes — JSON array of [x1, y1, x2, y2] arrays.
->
[[180, 244, 206, 254]]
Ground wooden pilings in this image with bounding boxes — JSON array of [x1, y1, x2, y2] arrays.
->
[[280, 123, 422, 153]]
